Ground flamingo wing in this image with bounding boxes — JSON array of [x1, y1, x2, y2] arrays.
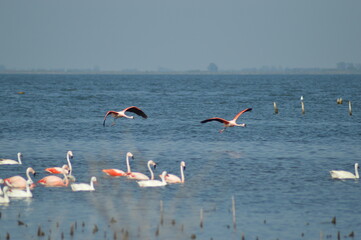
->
[[124, 106, 148, 119], [103, 111, 119, 126], [102, 169, 126, 177], [232, 108, 252, 121], [200, 118, 228, 124]]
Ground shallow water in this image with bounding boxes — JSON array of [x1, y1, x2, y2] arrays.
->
[[0, 74, 361, 239]]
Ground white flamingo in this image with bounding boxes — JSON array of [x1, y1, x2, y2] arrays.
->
[[0, 186, 10, 204], [7, 179, 33, 198], [137, 171, 167, 188], [330, 163, 359, 179], [127, 160, 157, 180], [71, 177, 97, 192], [201, 108, 252, 133], [162, 161, 186, 184], [0, 152, 22, 165], [103, 106, 148, 126], [102, 152, 133, 177]]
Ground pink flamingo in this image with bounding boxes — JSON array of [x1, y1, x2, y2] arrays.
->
[[127, 160, 157, 180], [102, 152, 133, 177], [162, 161, 186, 184], [37, 170, 69, 187], [201, 108, 252, 133], [45, 165, 70, 174], [103, 106, 148, 126], [4, 167, 36, 189]]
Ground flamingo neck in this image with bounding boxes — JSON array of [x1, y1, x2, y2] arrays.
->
[[90, 179, 95, 190], [62, 173, 69, 186], [180, 165, 185, 183], [126, 155, 131, 173], [17, 153, 22, 164], [148, 162, 154, 180], [26, 169, 33, 182], [67, 153, 73, 175], [355, 164, 359, 178]]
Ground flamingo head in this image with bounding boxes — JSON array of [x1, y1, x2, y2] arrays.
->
[[91, 176, 97, 184], [28, 167, 36, 176], [67, 151, 74, 158], [181, 161, 186, 170], [127, 152, 134, 159], [149, 160, 157, 169]]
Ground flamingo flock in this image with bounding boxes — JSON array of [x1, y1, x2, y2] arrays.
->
[[1, 105, 354, 204]]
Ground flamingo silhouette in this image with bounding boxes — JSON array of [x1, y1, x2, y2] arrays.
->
[[103, 106, 148, 126], [201, 108, 252, 133]]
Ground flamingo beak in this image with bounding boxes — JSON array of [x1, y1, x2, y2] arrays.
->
[[154, 165, 157, 169]]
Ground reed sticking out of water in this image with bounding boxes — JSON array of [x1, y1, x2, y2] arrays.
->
[[160, 200, 164, 226], [232, 196, 236, 230], [349, 101, 352, 116], [273, 102, 278, 114]]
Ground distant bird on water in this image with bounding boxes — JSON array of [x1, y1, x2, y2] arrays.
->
[[103, 106, 148, 126], [330, 163, 359, 179], [200, 108, 252, 133]]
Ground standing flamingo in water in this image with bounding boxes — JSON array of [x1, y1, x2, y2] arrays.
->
[[4, 167, 36, 189], [37, 169, 69, 187], [201, 108, 252, 133], [103, 106, 148, 126], [127, 160, 157, 180], [162, 161, 186, 184], [137, 171, 168, 187], [0, 152, 23, 165], [102, 152, 133, 177]]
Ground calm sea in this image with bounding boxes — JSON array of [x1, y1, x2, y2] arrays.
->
[[0, 74, 360, 240]]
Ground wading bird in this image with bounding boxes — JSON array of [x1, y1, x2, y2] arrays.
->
[[0, 152, 23, 165], [137, 171, 167, 188], [162, 161, 186, 184], [103, 106, 148, 126], [330, 163, 359, 179], [102, 152, 133, 177], [200, 108, 252, 133], [127, 160, 157, 180], [37, 169, 69, 187], [4, 167, 36, 189], [71, 176, 97, 191]]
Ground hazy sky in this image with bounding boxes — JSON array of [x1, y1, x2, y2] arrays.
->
[[1, 0, 361, 71]]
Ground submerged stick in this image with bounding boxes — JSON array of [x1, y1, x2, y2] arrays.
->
[[232, 196, 236, 230], [349, 101, 352, 116], [200, 208, 204, 228]]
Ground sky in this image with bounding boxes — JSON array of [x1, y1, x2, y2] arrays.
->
[[1, 0, 361, 71]]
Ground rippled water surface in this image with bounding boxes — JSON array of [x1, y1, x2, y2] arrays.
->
[[1, 74, 361, 240]]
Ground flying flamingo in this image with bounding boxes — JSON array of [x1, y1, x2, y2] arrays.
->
[[7, 179, 33, 198], [71, 176, 97, 191], [137, 171, 167, 188], [162, 161, 186, 184], [4, 167, 36, 189], [330, 163, 359, 179], [37, 169, 69, 187], [0, 152, 23, 165], [127, 160, 157, 180], [0, 187, 10, 204], [102, 152, 133, 177], [103, 106, 148, 126], [201, 108, 252, 133]]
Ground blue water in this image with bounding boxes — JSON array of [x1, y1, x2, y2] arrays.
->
[[0, 74, 361, 240]]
